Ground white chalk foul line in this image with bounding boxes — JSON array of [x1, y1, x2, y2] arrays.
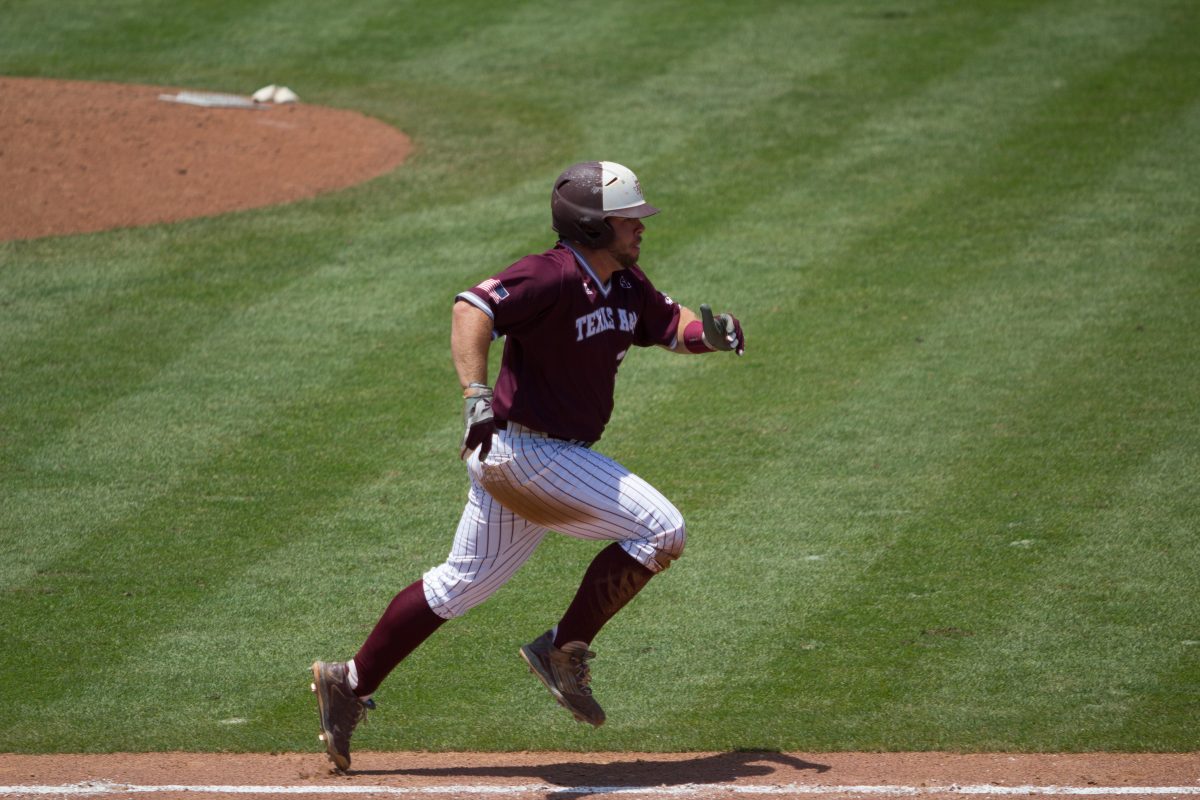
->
[[2, 783, 1199, 797]]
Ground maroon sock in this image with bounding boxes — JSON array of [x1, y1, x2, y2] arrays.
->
[[352, 579, 445, 697], [554, 543, 655, 648]]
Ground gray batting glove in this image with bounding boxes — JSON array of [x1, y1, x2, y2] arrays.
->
[[700, 304, 745, 356], [461, 383, 495, 461]]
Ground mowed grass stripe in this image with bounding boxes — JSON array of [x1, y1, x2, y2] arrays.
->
[[3, 321, 465, 750], [292, 1, 786, 208], [619, 0, 1173, 576], [1103, 449, 1200, 747], [0, 221, 352, 471], [660, 0, 1189, 543], [605, 0, 1057, 431], [120, 430, 468, 752], [748, 35, 1196, 751], [661, 0, 1170, 294], [617, 0, 1134, 413], [1, 231, 421, 588], [609, 1, 1195, 749], [574, 2, 859, 160], [751, 167, 1200, 751], [0, 189, 538, 597], [811, 235, 1200, 752], [587, 0, 1089, 748], [904, 106, 1200, 749], [600, 0, 1075, 535], [599, 0, 1046, 285]]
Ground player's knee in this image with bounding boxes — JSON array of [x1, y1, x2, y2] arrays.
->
[[421, 568, 479, 620], [423, 594, 463, 620], [650, 514, 686, 572]]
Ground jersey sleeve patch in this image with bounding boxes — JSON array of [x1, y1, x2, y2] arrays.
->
[[479, 278, 509, 303]]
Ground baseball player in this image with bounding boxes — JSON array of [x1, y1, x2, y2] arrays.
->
[[311, 161, 744, 771]]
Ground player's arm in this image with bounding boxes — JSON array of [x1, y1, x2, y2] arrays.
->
[[666, 303, 745, 356], [452, 300, 496, 459], [452, 299, 493, 389]]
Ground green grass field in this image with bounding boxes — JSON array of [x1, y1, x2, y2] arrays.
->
[[2, 0, 1198, 754]]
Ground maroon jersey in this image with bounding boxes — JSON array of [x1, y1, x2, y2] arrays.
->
[[457, 242, 680, 443]]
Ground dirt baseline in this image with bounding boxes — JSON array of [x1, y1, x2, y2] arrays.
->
[[1, 751, 1197, 799], [0, 77, 412, 241]]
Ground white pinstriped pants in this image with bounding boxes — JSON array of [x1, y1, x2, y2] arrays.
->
[[423, 423, 686, 620]]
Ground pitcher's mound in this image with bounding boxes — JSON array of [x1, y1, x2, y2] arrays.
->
[[0, 77, 412, 241]]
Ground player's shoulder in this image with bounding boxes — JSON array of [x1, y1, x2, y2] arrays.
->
[[624, 262, 650, 281], [618, 263, 678, 316], [621, 263, 658, 291], [503, 243, 574, 278]]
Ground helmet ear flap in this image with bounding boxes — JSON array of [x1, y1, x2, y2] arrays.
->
[[573, 213, 613, 248], [552, 163, 614, 248]]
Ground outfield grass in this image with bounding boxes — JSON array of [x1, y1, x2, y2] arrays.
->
[[1, 0, 1198, 753]]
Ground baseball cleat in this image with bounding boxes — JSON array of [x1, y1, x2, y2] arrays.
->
[[310, 661, 374, 771], [519, 630, 605, 727]]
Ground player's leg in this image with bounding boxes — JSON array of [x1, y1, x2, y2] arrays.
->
[[538, 446, 683, 646], [348, 579, 445, 698], [481, 433, 685, 725], [479, 435, 685, 642], [478, 435, 686, 580], [553, 541, 653, 646], [516, 540, 654, 728], [312, 472, 544, 770], [352, 465, 548, 683], [312, 575, 452, 769], [423, 477, 549, 620]]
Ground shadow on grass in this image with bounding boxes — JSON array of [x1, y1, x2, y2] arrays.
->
[[355, 751, 830, 794]]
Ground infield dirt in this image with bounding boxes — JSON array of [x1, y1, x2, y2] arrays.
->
[[0, 77, 411, 242], [2, 751, 1198, 798]]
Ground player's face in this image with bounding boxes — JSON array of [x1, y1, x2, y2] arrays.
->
[[606, 216, 644, 269]]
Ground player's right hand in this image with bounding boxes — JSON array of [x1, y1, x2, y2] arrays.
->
[[461, 383, 495, 461]]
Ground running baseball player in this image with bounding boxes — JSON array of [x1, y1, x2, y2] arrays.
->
[[311, 161, 744, 771]]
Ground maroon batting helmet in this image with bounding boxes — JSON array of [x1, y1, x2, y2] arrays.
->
[[551, 161, 659, 248]]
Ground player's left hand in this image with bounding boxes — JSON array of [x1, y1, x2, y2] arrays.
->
[[700, 304, 745, 356], [461, 383, 495, 460]]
